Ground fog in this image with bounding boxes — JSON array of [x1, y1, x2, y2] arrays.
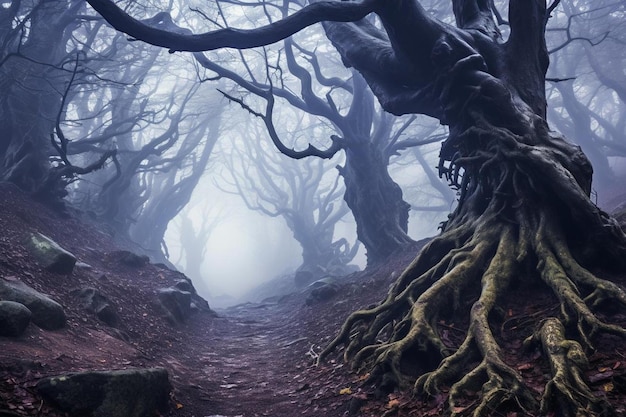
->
[[164, 167, 447, 306], [2, 0, 623, 308], [164, 184, 304, 302]]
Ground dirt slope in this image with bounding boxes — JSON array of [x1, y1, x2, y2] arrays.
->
[[1, 183, 626, 417]]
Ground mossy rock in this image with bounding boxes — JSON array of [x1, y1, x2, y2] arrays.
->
[[26, 233, 76, 274]]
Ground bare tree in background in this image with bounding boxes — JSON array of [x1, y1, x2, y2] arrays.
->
[[127, 107, 222, 264], [545, 0, 626, 207], [144, 2, 426, 265], [220, 118, 359, 285], [172, 201, 223, 297], [0, 0, 121, 202]]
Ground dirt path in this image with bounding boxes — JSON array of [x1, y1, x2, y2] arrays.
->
[[171, 302, 328, 417], [184, 304, 314, 417]]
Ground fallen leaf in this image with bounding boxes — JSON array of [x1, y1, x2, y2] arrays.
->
[[175, 403, 183, 409], [339, 387, 352, 395], [603, 382, 614, 392], [387, 399, 400, 408]]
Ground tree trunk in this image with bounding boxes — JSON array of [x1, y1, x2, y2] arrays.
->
[[0, 1, 81, 201], [341, 142, 413, 265]]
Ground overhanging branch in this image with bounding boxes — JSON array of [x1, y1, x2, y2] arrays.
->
[[219, 89, 344, 160], [86, 0, 381, 52]]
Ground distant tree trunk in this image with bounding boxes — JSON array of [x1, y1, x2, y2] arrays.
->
[[341, 142, 413, 265], [550, 83, 613, 177], [129, 115, 219, 263], [0, 1, 81, 200]]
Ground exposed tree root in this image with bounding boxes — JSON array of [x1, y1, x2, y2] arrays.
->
[[526, 318, 611, 417], [320, 181, 626, 416]]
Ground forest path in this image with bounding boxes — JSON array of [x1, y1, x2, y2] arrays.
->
[[172, 301, 322, 417]]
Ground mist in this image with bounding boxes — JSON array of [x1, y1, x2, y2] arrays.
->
[[1, 0, 623, 309]]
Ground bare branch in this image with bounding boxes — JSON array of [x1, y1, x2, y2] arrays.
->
[[85, 0, 381, 52], [219, 87, 344, 160]]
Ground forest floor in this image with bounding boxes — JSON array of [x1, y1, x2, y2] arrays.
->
[[1, 182, 626, 417]]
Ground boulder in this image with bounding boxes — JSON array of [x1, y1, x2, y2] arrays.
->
[[36, 368, 170, 417], [157, 287, 192, 324], [26, 233, 76, 274], [0, 301, 32, 337], [294, 264, 326, 288], [71, 287, 119, 327], [305, 278, 339, 306], [0, 279, 65, 330], [157, 277, 216, 324], [173, 279, 213, 313], [109, 250, 149, 268]]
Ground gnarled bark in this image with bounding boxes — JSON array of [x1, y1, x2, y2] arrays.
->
[[341, 142, 413, 265]]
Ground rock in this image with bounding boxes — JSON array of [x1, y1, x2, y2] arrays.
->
[[26, 233, 76, 274], [305, 279, 339, 306], [293, 266, 323, 288], [0, 301, 32, 337], [0, 279, 65, 330], [173, 279, 194, 293], [75, 261, 93, 271], [71, 287, 119, 327], [155, 277, 216, 324], [174, 279, 213, 313], [36, 368, 170, 417], [108, 250, 149, 268], [157, 287, 192, 324]]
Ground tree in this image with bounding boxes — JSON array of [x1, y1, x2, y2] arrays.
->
[[141, 2, 422, 265], [198, 41, 419, 265], [84, 0, 626, 415], [0, 0, 118, 202], [219, 117, 359, 284], [127, 107, 222, 264], [545, 0, 626, 204]]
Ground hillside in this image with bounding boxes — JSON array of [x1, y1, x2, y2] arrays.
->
[[1, 182, 626, 417]]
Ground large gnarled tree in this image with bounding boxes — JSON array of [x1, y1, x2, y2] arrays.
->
[[84, 0, 626, 415]]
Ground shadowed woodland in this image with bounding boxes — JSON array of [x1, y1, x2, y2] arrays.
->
[[1, 0, 626, 416]]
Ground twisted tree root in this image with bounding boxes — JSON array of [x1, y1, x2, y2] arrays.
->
[[417, 226, 536, 416], [528, 318, 611, 416], [320, 197, 626, 416]]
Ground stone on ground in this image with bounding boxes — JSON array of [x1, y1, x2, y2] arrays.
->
[[35, 368, 171, 417], [0, 279, 65, 330], [157, 287, 193, 324], [71, 287, 119, 327], [0, 300, 32, 337], [26, 233, 76, 274]]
